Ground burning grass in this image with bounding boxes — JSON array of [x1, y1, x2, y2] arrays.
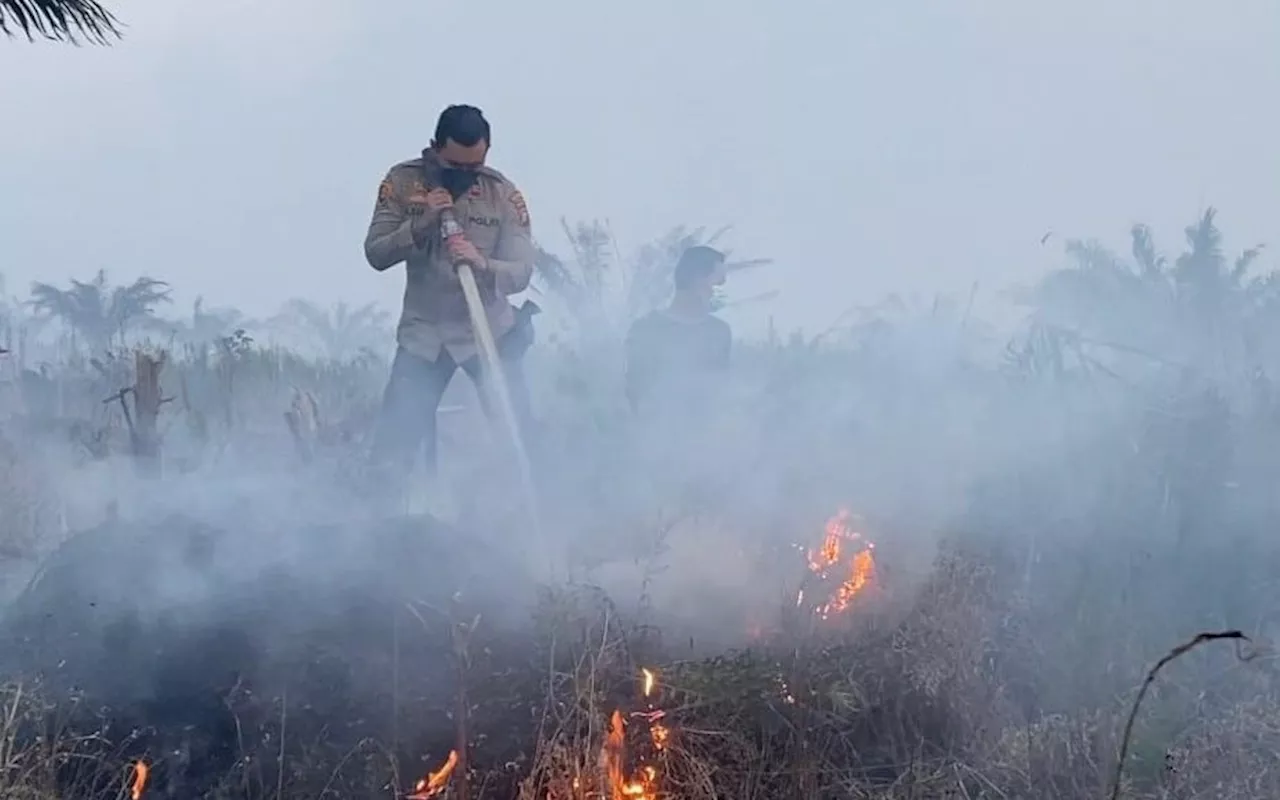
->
[[1, 508, 1277, 799], [4, 208, 1280, 798], [0, 337, 1277, 797]]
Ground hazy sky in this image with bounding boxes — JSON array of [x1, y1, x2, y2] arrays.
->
[[2, 0, 1277, 334]]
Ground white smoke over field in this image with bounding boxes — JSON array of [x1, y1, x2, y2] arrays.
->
[[2, 205, 1280, 797]]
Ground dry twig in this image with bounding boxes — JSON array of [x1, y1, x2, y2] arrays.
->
[[1108, 629, 1254, 800]]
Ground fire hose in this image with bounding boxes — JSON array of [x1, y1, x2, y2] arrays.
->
[[440, 209, 544, 544]]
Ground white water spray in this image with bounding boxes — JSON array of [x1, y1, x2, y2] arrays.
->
[[443, 210, 546, 563]]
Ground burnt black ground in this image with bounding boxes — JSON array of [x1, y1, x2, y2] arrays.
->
[[0, 511, 544, 798]]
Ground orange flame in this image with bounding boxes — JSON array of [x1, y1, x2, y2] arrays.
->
[[408, 750, 458, 800], [599, 668, 665, 800], [130, 761, 149, 800], [801, 509, 877, 619], [620, 766, 656, 797], [601, 710, 627, 800], [827, 548, 875, 614], [637, 669, 667, 752], [650, 720, 670, 751]]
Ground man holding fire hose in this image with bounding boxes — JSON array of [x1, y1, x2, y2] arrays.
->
[[363, 104, 538, 480]]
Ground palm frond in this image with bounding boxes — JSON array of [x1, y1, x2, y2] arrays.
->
[[1063, 238, 1125, 274], [1173, 207, 1226, 289], [28, 276, 109, 346], [27, 281, 78, 320], [1130, 224, 1166, 280], [107, 276, 170, 345], [109, 276, 171, 324], [269, 298, 392, 360], [192, 296, 243, 327], [1231, 243, 1267, 283], [533, 244, 577, 296], [0, 0, 121, 45], [563, 218, 612, 302], [277, 298, 331, 332], [27, 270, 169, 348], [335, 301, 391, 333]]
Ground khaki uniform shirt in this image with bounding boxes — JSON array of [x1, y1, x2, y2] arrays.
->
[[363, 152, 534, 363]]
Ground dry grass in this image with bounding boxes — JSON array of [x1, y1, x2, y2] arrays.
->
[[1, 536, 1279, 799], [0, 680, 142, 800], [2, 338, 1279, 798]]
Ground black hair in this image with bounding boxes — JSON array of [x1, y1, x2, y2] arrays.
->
[[433, 104, 491, 148], [673, 245, 726, 290]]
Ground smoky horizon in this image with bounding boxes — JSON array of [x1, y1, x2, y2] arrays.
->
[[2, 2, 1280, 798]]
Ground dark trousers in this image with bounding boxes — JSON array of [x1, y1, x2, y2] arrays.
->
[[371, 334, 533, 476]]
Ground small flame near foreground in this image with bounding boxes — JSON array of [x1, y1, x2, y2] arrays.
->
[[599, 668, 667, 800], [408, 750, 458, 799], [637, 668, 669, 755], [130, 760, 149, 800], [799, 509, 876, 619]]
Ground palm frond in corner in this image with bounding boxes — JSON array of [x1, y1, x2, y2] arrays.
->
[[0, 0, 121, 44]]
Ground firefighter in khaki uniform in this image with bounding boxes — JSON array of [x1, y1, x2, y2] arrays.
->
[[364, 104, 537, 478]]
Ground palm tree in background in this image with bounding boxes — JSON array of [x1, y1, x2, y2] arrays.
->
[[1023, 208, 1274, 374], [1, 0, 119, 43], [0, 274, 21, 327], [28, 270, 171, 352], [268, 299, 393, 361], [532, 219, 618, 331], [151, 296, 246, 345]]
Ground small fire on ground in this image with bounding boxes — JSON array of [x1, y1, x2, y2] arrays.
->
[[797, 509, 877, 619], [408, 749, 458, 799], [130, 761, 149, 800], [121, 513, 868, 800], [600, 668, 668, 800]]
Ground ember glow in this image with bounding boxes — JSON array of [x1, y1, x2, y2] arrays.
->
[[408, 749, 458, 800], [801, 509, 877, 619], [639, 669, 669, 755], [129, 760, 149, 800]]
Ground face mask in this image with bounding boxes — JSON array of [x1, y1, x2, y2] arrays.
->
[[439, 167, 480, 201]]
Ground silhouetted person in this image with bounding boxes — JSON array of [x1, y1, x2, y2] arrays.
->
[[624, 246, 731, 418]]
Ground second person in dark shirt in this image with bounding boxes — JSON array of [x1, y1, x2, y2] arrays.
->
[[624, 245, 731, 416]]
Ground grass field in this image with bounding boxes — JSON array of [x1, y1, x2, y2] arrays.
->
[[2, 211, 1279, 798]]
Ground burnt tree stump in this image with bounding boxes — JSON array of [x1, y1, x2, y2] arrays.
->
[[131, 350, 166, 471], [283, 388, 321, 462]]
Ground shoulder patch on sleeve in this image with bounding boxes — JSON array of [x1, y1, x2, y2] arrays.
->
[[376, 178, 395, 209], [509, 189, 530, 228]]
